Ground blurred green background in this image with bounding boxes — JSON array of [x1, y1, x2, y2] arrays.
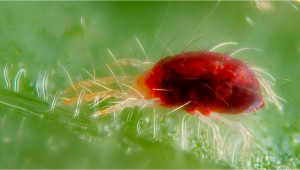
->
[[0, 1, 299, 169]]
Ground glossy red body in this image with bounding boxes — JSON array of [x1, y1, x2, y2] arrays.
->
[[138, 51, 264, 115]]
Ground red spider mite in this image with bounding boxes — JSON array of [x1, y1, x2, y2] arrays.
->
[[60, 1, 283, 158], [62, 46, 269, 154], [63, 49, 266, 118], [137, 50, 265, 116]]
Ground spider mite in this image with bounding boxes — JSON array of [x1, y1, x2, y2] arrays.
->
[[60, 2, 283, 156], [61, 37, 282, 155]]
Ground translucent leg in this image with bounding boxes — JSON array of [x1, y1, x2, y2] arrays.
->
[[209, 112, 251, 153], [190, 110, 223, 156], [65, 76, 137, 92], [91, 98, 161, 118], [109, 59, 154, 68], [63, 90, 124, 104]]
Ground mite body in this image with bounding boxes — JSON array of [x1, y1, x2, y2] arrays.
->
[[138, 51, 264, 116]]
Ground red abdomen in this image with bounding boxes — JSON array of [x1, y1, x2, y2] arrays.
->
[[142, 51, 264, 115]]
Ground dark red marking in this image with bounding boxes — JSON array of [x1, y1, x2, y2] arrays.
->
[[138, 51, 264, 115]]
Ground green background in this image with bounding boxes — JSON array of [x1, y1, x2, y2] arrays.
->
[[0, 1, 299, 169]]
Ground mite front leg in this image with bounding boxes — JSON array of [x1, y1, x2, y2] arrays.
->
[[63, 90, 124, 104], [65, 76, 137, 92], [91, 98, 161, 118], [109, 59, 154, 70]]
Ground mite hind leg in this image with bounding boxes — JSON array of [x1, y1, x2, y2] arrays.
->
[[91, 98, 161, 118], [190, 110, 223, 157], [208, 112, 251, 153]]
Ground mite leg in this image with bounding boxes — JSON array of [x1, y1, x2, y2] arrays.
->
[[109, 59, 154, 69], [65, 76, 137, 92], [63, 90, 124, 104], [94, 75, 137, 85], [190, 110, 223, 156], [208, 112, 251, 153], [91, 98, 161, 118]]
